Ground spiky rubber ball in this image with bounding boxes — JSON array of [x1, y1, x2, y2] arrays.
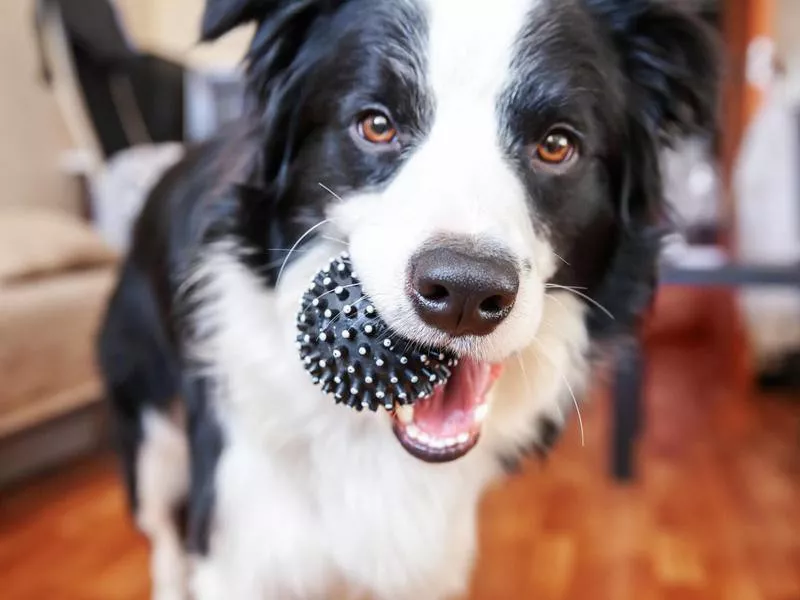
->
[[296, 253, 457, 412]]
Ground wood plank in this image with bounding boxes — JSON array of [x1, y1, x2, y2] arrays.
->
[[0, 334, 797, 600]]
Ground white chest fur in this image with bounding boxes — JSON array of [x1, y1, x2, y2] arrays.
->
[[187, 247, 588, 600], [195, 409, 499, 600]]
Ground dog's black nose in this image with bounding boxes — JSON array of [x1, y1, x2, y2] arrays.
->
[[409, 246, 519, 337]]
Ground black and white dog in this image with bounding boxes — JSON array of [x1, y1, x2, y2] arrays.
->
[[97, 0, 717, 598]]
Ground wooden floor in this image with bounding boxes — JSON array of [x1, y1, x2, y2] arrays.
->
[[1, 330, 799, 599]]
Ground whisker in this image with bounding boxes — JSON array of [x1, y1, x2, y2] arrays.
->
[[545, 284, 587, 291], [318, 182, 345, 203], [552, 252, 571, 266], [277, 218, 336, 285], [530, 337, 585, 447], [543, 293, 570, 314], [560, 370, 584, 447], [545, 284, 614, 320], [527, 351, 565, 421], [514, 352, 533, 401], [321, 235, 349, 246], [517, 349, 564, 422], [266, 248, 314, 253]]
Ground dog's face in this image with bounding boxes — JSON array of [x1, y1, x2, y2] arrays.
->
[[202, 0, 716, 463]]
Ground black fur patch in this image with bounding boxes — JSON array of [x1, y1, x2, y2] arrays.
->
[[499, 416, 565, 474], [501, 0, 718, 344], [96, 0, 720, 551], [184, 375, 225, 556], [97, 259, 182, 512]]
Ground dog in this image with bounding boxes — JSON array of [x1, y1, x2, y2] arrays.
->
[[97, 0, 717, 598]]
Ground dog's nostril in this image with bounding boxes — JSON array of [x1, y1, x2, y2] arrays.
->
[[419, 283, 450, 303], [408, 244, 519, 337], [479, 295, 507, 315]]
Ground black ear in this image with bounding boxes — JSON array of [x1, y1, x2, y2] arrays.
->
[[586, 0, 719, 140], [202, 0, 303, 40], [576, 2, 719, 342], [202, 0, 257, 40], [201, 0, 333, 41]]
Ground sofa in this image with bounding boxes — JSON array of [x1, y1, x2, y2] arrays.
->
[[0, 206, 118, 488]]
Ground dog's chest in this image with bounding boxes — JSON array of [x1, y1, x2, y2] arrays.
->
[[207, 414, 497, 599]]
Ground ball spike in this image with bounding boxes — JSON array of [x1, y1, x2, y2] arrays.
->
[[297, 251, 457, 413]]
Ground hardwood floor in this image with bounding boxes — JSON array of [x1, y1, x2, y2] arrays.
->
[[1, 333, 798, 599]]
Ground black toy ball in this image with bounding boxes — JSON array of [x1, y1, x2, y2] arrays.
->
[[296, 253, 457, 412]]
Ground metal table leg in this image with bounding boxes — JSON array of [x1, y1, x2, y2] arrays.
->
[[611, 339, 644, 481]]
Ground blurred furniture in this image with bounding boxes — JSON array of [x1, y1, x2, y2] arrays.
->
[[611, 0, 798, 481], [34, 0, 248, 254], [0, 208, 119, 488], [34, 0, 186, 168], [34, 0, 188, 252], [0, 0, 202, 488], [613, 256, 800, 480]]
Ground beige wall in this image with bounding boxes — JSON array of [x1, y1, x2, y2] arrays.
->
[[0, 0, 249, 217], [0, 0, 80, 213], [115, 0, 252, 69]]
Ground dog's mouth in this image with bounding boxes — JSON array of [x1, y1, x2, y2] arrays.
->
[[391, 358, 503, 463]]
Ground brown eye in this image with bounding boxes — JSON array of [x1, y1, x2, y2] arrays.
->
[[358, 111, 397, 144], [534, 129, 577, 165]]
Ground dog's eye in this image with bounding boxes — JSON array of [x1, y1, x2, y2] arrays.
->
[[533, 129, 578, 166], [358, 111, 397, 145]]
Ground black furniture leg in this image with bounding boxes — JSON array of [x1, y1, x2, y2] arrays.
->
[[612, 338, 644, 481]]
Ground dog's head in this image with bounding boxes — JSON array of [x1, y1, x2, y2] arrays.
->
[[201, 0, 717, 462]]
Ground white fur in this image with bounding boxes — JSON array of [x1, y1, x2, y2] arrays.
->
[[186, 244, 587, 599], [336, 0, 555, 363], [142, 1, 595, 598], [137, 409, 190, 600]]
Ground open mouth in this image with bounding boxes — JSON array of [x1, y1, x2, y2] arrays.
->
[[391, 358, 503, 463]]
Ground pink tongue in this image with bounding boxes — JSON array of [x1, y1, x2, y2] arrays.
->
[[412, 359, 497, 438]]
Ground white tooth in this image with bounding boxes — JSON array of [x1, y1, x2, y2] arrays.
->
[[395, 405, 414, 425], [457, 433, 470, 445], [431, 438, 446, 449], [406, 425, 421, 440], [417, 431, 431, 445], [445, 437, 458, 448], [474, 404, 489, 423]]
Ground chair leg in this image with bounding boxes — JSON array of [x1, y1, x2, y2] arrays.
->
[[611, 339, 645, 482]]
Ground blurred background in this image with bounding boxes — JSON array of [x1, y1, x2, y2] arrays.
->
[[0, 0, 798, 598]]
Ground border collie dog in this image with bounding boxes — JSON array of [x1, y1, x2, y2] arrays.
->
[[98, 0, 716, 598]]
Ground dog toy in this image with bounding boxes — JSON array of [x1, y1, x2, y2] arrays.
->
[[297, 253, 456, 412]]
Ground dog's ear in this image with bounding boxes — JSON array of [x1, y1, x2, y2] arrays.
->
[[586, 0, 719, 140], [577, 2, 719, 340], [202, 0, 321, 41], [201, 0, 262, 40], [201, 0, 337, 41]]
